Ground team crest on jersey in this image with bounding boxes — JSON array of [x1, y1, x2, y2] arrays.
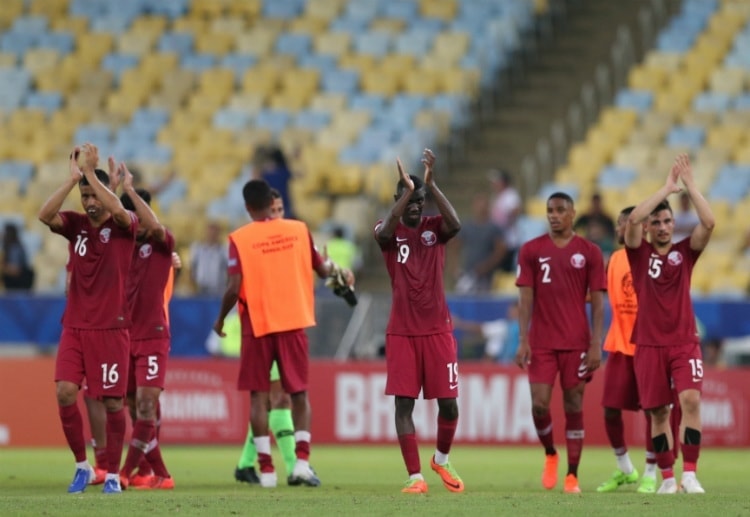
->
[[421, 230, 437, 246], [667, 250, 683, 265], [99, 228, 111, 243], [139, 243, 153, 258], [570, 253, 586, 268]]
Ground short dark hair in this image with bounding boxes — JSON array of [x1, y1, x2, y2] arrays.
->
[[79, 169, 110, 187], [651, 200, 672, 216], [242, 179, 273, 211], [120, 188, 152, 211], [270, 187, 281, 199], [396, 174, 424, 197], [547, 191, 574, 206], [620, 205, 635, 217]]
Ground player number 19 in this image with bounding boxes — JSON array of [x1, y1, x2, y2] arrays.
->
[[397, 244, 410, 264]]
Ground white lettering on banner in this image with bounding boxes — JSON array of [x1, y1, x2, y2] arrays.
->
[[701, 400, 734, 429], [335, 372, 535, 442], [336, 374, 392, 440], [457, 375, 535, 441], [161, 391, 229, 421]]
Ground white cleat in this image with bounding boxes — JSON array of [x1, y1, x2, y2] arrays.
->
[[681, 475, 705, 494], [260, 471, 277, 488], [656, 478, 678, 494]]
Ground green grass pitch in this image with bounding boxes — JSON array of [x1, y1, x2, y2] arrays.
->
[[0, 445, 747, 516]]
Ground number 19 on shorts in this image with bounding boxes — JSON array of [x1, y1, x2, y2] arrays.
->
[[447, 362, 458, 390]]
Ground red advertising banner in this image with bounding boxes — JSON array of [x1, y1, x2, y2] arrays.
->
[[0, 358, 747, 447]]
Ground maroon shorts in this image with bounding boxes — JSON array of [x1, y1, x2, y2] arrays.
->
[[127, 337, 170, 393], [634, 343, 702, 411], [55, 327, 130, 398], [237, 329, 308, 394], [528, 348, 593, 390], [385, 333, 459, 400], [601, 351, 640, 411]]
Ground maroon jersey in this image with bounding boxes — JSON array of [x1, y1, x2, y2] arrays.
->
[[626, 238, 701, 347], [516, 234, 606, 350], [54, 211, 138, 329], [227, 232, 324, 334], [376, 216, 453, 336], [126, 229, 176, 340]]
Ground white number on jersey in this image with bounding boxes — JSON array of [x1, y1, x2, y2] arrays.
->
[[541, 263, 551, 283], [397, 243, 410, 264], [74, 235, 88, 257], [648, 257, 662, 279]]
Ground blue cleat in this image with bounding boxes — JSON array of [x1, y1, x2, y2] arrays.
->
[[68, 466, 93, 494], [102, 478, 122, 494]]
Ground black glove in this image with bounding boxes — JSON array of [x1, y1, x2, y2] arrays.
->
[[326, 265, 357, 307]]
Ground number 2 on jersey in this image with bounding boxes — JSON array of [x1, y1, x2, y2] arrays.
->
[[541, 263, 551, 283]]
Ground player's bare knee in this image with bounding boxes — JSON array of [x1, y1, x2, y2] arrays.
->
[[679, 391, 701, 415], [649, 405, 670, 423], [437, 398, 458, 420], [56, 382, 78, 406], [136, 395, 157, 420], [531, 404, 550, 417]]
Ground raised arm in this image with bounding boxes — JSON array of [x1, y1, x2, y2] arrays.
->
[[625, 156, 682, 248], [374, 158, 415, 246], [676, 154, 715, 251], [77, 144, 132, 229], [121, 163, 166, 242], [423, 149, 461, 239], [38, 148, 83, 231]]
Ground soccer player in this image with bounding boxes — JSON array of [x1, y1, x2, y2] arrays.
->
[[515, 191, 606, 494], [38, 144, 138, 494], [624, 154, 714, 494], [234, 188, 297, 485], [374, 149, 463, 494], [597, 206, 658, 493], [213, 179, 354, 488], [115, 163, 176, 490]]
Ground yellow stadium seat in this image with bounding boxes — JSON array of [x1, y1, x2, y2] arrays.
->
[[706, 124, 744, 154], [23, 48, 60, 75], [9, 109, 47, 140], [195, 32, 235, 55], [612, 144, 653, 172], [414, 110, 451, 140], [331, 110, 371, 135], [403, 68, 440, 96], [338, 53, 376, 74], [361, 69, 400, 96], [0, 0, 23, 31], [288, 16, 327, 34], [142, 52, 179, 77], [67, 91, 105, 113], [29, 0, 68, 17], [327, 164, 364, 195], [268, 92, 310, 111], [210, 16, 247, 35], [190, 0, 225, 19], [379, 54, 416, 75], [419, 0, 457, 20], [305, 0, 346, 20], [131, 15, 168, 35], [295, 194, 331, 230], [308, 93, 347, 113], [199, 67, 235, 93], [369, 18, 406, 34], [116, 32, 156, 55], [0, 52, 16, 67], [227, 0, 262, 20], [159, 68, 197, 98], [315, 127, 354, 152], [710, 67, 745, 95], [172, 17, 208, 34], [51, 15, 88, 33], [314, 32, 351, 57], [76, 33, 114, 61], [492, 271, 520, 295], [241, 68, 278, 98], [106, 93, 142, 122], [432, 32, 470, 63], [235, 28, 277, 56], [226, 92, 265, 114], [643, 50, 682, 72], [440, 67, 479, 95]]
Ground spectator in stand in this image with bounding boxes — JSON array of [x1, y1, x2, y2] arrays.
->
[[672, 191, 700, 243], [452, 302, 520, 363], [189, 221, 227, 296], [574, 192, 616, 258], [2, 222, 35, 291], [254, 146, 296, 220], [453, 193, 506, 294], [488, 169, 521, 272]]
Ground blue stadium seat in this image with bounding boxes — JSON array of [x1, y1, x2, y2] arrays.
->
[[24, 92, 63, 115], [293, 110, 331, 131], [329, 16, 370, 33], [614, 89, 653, 113], [394, 30, 435, 57], [0, 161, 34, 192], [321, 68, 359, 95], [349, 93, 386, 114], [133, 145, 173, 164], [598, 165, 637, 189], [74, 124, 112, 149], [0, 32, 37, 57], [383, 1, 418, 21], [11, 16, 48, 35], [158, 32, 195, 56], [733, 93, 750, 110], [146, 0, 189, 19], [70, 0, 108, 18], [692, 92, 731, 113], [275, 33, 312, 59], [298, 53, 338, 74], [221, 53, 258, 85], [131, 108, 170, 128], [666, 125, 705, 149], [91, 16, 132, 35], [101, 53, 140, 83], [181, 53, 217, 72], [36, 32, 76, 54], [213, 109, 250, 131], [354, 32, 392, 57], [253, 109, 291, 135], [339, 143, 380, 165], [708, 165, 750, 204], [262, 0, 304, 20], [344, 0, 381, 22]]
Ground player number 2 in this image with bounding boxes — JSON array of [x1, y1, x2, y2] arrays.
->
[[541, 263, 551, 283], [397, 244, 410, 264], [74, 235, 88, 257], [689, 358, 703, 378], [101, 363, 119, 385]]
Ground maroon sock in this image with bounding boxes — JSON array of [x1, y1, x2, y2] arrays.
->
[[436, 415, 458, 455], [137, 455, 153, 476], [105, 407, 126, 475], [59, 404, 87, 462], [655, 450, 675, 479], [258, 453, 274, 473], [295, 439, 310, 462], [398, 433, 421, 476], [121, 420, 154, 477], [604, 413, 626, 452], [145, 441, 170, 478], [532, 412, 556, 454], [565, 411, 584, 475], [155, 401, 162, 440], [94, 446, 108, 470]]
